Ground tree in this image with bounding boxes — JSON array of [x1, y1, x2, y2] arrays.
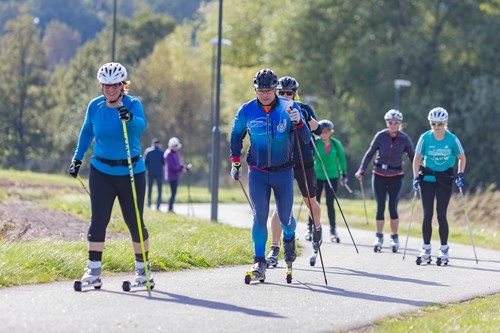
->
[[0, 14, 48, 169]]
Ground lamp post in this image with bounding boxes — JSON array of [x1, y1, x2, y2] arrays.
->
[[208, 37, 231, 193], [111, 0, 117, 61], [210, 0, 226, 221], [394, 79, 411, 111]]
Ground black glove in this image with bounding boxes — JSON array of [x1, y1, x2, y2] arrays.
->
[[118, 106, 133, 122], [69, 160, 82, 178]]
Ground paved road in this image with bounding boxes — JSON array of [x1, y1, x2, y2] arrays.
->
[[1, 203, 499, 333]]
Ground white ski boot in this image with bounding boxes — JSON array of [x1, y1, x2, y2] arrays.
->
[[373, 232, 383, 252], [265, 245, 280, 268], [331, 229, 340, 243], [390, 234, 399, 253], [416, 244, 432, 265], [122, 261, 155, 292], [436, 244, 449, 266], [73, 261, 102, 291], [245, 258, 266, 284]]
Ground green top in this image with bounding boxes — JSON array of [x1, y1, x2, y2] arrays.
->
[[314, 137, 347, 180]]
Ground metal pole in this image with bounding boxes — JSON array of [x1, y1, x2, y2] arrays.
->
[[112, 0, 117, 61], [210, 0, 223, 221]]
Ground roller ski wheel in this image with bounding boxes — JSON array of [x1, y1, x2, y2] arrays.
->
[[121, 279, 155, 292], [265, 246, 280, 268], [245, 261, 266, 284], [416, 255, 432, 265], [309, 250, 318, 267], [73, 278, 102, 292], [391, 245, 398, 253], [285, 262, 293, 284], [244, 271, 265, 284], [436, 258, 449, 266], [373, 245, 382, 253], [331, 235, 340, 243], [304, 230, 312, 242]]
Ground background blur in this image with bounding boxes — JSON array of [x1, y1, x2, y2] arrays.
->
[[1, 0, 499, 196]]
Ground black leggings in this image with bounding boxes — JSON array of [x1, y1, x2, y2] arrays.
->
[[88, 166, 148, 243], [420, 179, 452, 245], [314, 178, 338, 233], [372, 174, 403, 220]]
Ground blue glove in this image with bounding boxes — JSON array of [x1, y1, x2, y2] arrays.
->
[[118, 106, 133, 122], [231, 162, 241, 181], [69, 160, 82, 178], [455, 173, 464, 187], [412, 175, 421, 191]]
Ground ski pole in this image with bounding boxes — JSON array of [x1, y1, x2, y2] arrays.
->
[[186, 167, 194, 217], [294, 129, 328, 286], [459, 187, 479, 264], [402, 190, 418, 261], [343, 183, 353, 194], [311, 139, 359, 253], [76, 175, 90, 196], [122, 119, 152, 296], [296, 200, 303, 222], [359, 178, 370, 225], [237, 179, 253, 212]]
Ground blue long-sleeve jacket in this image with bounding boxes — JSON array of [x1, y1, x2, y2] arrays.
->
[[230, 96, 311, 170], [72, 94, 147, 176]]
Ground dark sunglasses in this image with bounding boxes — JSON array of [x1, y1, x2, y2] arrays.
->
[[102, 83, 123, 88], [278, 91, 294, 96], [430, 122, 444, 127], [387, 121, 401, 125]]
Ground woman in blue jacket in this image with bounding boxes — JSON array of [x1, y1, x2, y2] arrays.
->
[[69, 62, 153, 288]]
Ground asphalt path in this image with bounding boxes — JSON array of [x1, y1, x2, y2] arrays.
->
[[1, 203, 500, 333]]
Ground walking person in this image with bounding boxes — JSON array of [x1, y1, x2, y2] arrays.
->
[[164, 137, 191, 214], [413, 107, 466, 265], [355, 109, 414, 253], [69, 62, 153, 288], [230, 69, 311, 282], [143, 138, 164, 210], [313, 119, 348, 243], [266, 76, 323, 267]]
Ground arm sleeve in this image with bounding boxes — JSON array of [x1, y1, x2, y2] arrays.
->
[[359, 133, 380, 170]]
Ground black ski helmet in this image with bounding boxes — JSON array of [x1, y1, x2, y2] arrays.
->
[[253, 69, 278, 89], [277, 76, 299, 90]]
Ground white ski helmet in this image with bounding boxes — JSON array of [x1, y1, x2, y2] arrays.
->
[[384, 109, 403, 121], [97, 62, 128, 84], [428, 107, 448, 122], [168, 137, 182, 148]]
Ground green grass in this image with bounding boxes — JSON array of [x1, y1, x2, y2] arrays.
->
[[1, 169, 499, 332], [348, 293, 500, 333]]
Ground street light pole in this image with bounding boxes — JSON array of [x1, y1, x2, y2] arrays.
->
[[208, 37, 231, 193], [210, 0, 225, 222], [394, 79, 411, 110], [112, 0, 117, 61]]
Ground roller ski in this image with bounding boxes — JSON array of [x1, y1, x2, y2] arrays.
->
[[373, 232, 383, 252], [436, 244, 449, 266], [416, 245, 432, 265], [331, 229, 340, 243], [390, 234, 399, 253], [73, 262, 102, 292], [265, 245, 280, 268], [304, 227, 312, 241], [283, 235, 296, 283], [244, 258, 266, 284], [122, 261, 155, 292], [310, 226, 322, 267]]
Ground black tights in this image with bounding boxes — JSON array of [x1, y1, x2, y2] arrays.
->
[[419, 180, 452, 245]]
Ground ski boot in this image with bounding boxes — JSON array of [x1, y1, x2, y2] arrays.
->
[[310, 226, 323, 267], [265, 245, 280, 268], [245, 257, 266, 284], [331, 229, 340, 243], [304, 226, 312, 241], [122, 261, 155, 292], [73, 261, 102, 291], [436, 244, 449, 266], [373, 232, 383, 252], [416, 244, 432, 265], [390, 234, 399, 253], [283, 236, 296, 283]]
